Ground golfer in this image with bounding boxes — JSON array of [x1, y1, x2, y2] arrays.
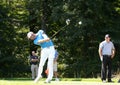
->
[[98, 34, 115, 83], [27, 30, 55, 83]]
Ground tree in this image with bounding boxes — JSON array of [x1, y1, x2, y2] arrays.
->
[[54, 0, 120, 77], [0, 0, 29, 77], [0, 0, 120, 78]]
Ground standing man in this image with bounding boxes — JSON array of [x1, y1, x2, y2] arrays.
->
[[53, 49, 59, 81], [27, 30, 55, 83], [30, 51, 39, 80], [98, 34, 115, 83]]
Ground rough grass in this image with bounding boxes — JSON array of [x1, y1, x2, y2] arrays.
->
[[0, 78, 119, 85]]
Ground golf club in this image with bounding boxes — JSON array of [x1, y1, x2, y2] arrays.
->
[[51, 19, 70, 39]]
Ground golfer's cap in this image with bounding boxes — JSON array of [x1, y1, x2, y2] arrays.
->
[[105, 34, 110, 38], [27, 32, 33, 39]]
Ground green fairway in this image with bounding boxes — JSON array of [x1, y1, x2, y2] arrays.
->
[[0, 78, 119, 85]]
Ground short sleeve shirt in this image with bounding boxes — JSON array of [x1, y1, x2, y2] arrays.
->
[[33, 30, 54, 48], [99, 41, 115, 55], [30, 56, 38, 65]]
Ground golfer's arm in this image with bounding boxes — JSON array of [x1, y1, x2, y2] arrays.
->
[[38, 38, 50, 43], [37, 33, 51, 44]]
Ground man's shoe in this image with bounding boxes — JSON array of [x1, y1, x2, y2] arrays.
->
[[108, 80, 114, 83], [44, 79, 51, 83], [34, 75, 42, 83], [55, 78, 59, 81], [118, 79, 120, 83]]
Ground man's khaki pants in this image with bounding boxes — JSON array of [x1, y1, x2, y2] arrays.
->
[[31, 64, 38, 79]]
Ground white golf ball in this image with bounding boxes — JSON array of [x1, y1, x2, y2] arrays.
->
[[78, 21, 82, 25]]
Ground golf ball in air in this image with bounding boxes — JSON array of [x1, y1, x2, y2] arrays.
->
[[78, 21, 82, 25]]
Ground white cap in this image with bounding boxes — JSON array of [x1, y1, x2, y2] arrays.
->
[[105, 34, 110, 38], [27, 32, 33, 39]]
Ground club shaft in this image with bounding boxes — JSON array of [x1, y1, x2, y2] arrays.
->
[[51, 25, 67, 39]]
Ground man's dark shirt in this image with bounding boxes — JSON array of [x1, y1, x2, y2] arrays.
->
[[30, 56, 38, 65]]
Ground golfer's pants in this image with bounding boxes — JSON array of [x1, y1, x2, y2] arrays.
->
[[101, 55, 112, 81], [35, 46, 55, 81], [31, 64, 38, 79]]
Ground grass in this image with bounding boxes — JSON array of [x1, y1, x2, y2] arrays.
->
[[0, 78, 119, 85]]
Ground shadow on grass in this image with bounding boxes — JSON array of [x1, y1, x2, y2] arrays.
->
[[59, 78, 82, 81], [0, 78, 82, 82], [0, 78, 33, 81], [71, 78, 82, 81]]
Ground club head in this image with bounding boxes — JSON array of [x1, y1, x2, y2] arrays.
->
[[66, 19, 70, 25]]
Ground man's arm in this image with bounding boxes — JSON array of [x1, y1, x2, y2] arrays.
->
[[31, 59, 37, 62], [98, 44, 103, 61], [31, 57, 39, 62], [98, 42, 104, 61], [99, 48, 103, 58], [38, 38, 50, 43], [111, 48, 115, 59], [36, 56, 39, 62], [37, 32, 50, 44]]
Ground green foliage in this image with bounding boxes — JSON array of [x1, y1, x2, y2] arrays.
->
[[0, 0, 120, 78], [55, 0, 120, 78], [0, 78, 119, 85], [0, 0, 30, 77]]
